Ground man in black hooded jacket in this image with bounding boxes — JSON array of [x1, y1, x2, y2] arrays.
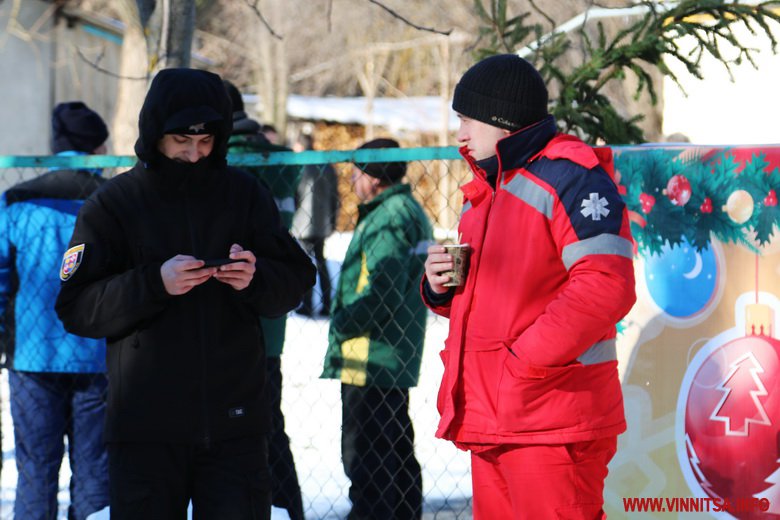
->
[[55, 68, 316, 519]]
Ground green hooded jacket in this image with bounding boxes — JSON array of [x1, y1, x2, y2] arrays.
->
[[228, 131, 300, 357], [322, 183, 432, 388]]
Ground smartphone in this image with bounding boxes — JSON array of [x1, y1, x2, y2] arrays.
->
[[202, 258, 246, 268]]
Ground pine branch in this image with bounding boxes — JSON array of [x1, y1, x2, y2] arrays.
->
[[475, 0, 780, 144]]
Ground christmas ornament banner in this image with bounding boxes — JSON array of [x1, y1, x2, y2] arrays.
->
[[606, 144, 780, 519], [614, 144, 780, 254]]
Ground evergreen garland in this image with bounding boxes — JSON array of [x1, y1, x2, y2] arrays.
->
[[615, 148, 780, 254]]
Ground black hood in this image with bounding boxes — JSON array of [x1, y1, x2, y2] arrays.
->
[[134, 68, 233, 168]]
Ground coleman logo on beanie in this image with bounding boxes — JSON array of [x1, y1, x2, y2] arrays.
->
[[453, 54, 549, 132]]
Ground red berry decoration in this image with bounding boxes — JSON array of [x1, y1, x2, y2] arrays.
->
[[639, 193, 656, 214], [700, 197, 713, 214], [764, 189, 778, 207], [666, 174, 692, 206]]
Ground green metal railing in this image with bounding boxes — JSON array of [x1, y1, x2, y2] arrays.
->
[[0, 147, 462, 169]]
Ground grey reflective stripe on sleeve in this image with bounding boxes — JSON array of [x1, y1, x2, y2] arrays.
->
[[409, 240, 433, 256], [577, 339, 617, 365], [503, 174, 554, 219], [561, 234, 633, 270], [275, 197, 295, 214], [461, 200, 472, 216]]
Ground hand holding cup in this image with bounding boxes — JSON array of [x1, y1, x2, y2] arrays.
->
[[424, 243, 470, 294], [441, 243, 469, 287]]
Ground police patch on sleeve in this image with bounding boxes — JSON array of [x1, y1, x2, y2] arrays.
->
[[60, 244, 85, 281]]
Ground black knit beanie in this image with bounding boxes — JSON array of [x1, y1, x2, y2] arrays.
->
[[51, 101, 109, 153], [356, 138, 406, 184], [452, 54, 549, 131]]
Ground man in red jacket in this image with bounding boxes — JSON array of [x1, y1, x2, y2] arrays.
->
[[422, 54, 636, 519]]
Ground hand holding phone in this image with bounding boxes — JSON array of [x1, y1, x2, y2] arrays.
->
[[212, 244, 256, 291], [202, 258, 247, 268]]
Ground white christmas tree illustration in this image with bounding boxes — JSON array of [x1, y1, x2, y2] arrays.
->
[[686, 434, 718, 498], [709, 352, 771, 436], [755, 460, 780, 514]]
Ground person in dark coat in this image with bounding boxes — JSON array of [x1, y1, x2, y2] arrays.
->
[[292, 132, 339, 316], [55, 68, 316, 520]]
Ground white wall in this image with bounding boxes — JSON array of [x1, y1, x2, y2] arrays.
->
[[0, 1, 54, 155], [663, 24, 780, 145]]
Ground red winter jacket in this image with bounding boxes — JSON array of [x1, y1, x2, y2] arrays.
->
[[423, 116, 636, 449]]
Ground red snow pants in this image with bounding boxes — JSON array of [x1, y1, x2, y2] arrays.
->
[[470, 436, 617, 519]]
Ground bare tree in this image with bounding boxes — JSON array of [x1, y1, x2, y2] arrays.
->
[[112, 0, 149, 154], [196, 0, 477, 136], [102, 0, 200, 153], [138, 0, 196, 70]]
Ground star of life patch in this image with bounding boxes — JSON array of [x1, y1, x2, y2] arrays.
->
[[580, 192, 610, 221], [60, 244, 85, 281]]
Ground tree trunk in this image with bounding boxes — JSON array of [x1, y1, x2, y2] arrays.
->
[[255, 0, 289, 143], [113, 0, 149, 155], [139, 0, 195, 72], [159, 0, 195, 68]]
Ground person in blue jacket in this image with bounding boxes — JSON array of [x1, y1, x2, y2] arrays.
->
[[0, 101, 110, 519]]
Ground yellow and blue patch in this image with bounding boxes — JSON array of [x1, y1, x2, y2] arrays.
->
[[60, 244, 85, 281]]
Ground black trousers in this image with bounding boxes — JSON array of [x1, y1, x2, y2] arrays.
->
[[341, 384, 423, 520], [266, 357, 305, 520], [108, 436, 270, 520], [299, 237, 331, 313]]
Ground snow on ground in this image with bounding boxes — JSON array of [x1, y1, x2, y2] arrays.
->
[[0, 233, 473, 519], [280, 311, 471, 519]]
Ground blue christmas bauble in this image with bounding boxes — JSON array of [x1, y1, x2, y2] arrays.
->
[[644, 238, 719, 319]]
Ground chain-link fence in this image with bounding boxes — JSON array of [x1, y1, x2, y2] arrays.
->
[[0, 148, 474, 519]]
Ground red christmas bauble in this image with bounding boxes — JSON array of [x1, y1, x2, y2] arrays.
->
[[639, 193, 656, 214], [666, 174, 692, 206], [765, 189, 778, 207], [684, 334, 780, 518]]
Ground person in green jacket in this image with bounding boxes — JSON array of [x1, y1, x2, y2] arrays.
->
[[223, 80, 305, 520], [322, 138, 433, 520]]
